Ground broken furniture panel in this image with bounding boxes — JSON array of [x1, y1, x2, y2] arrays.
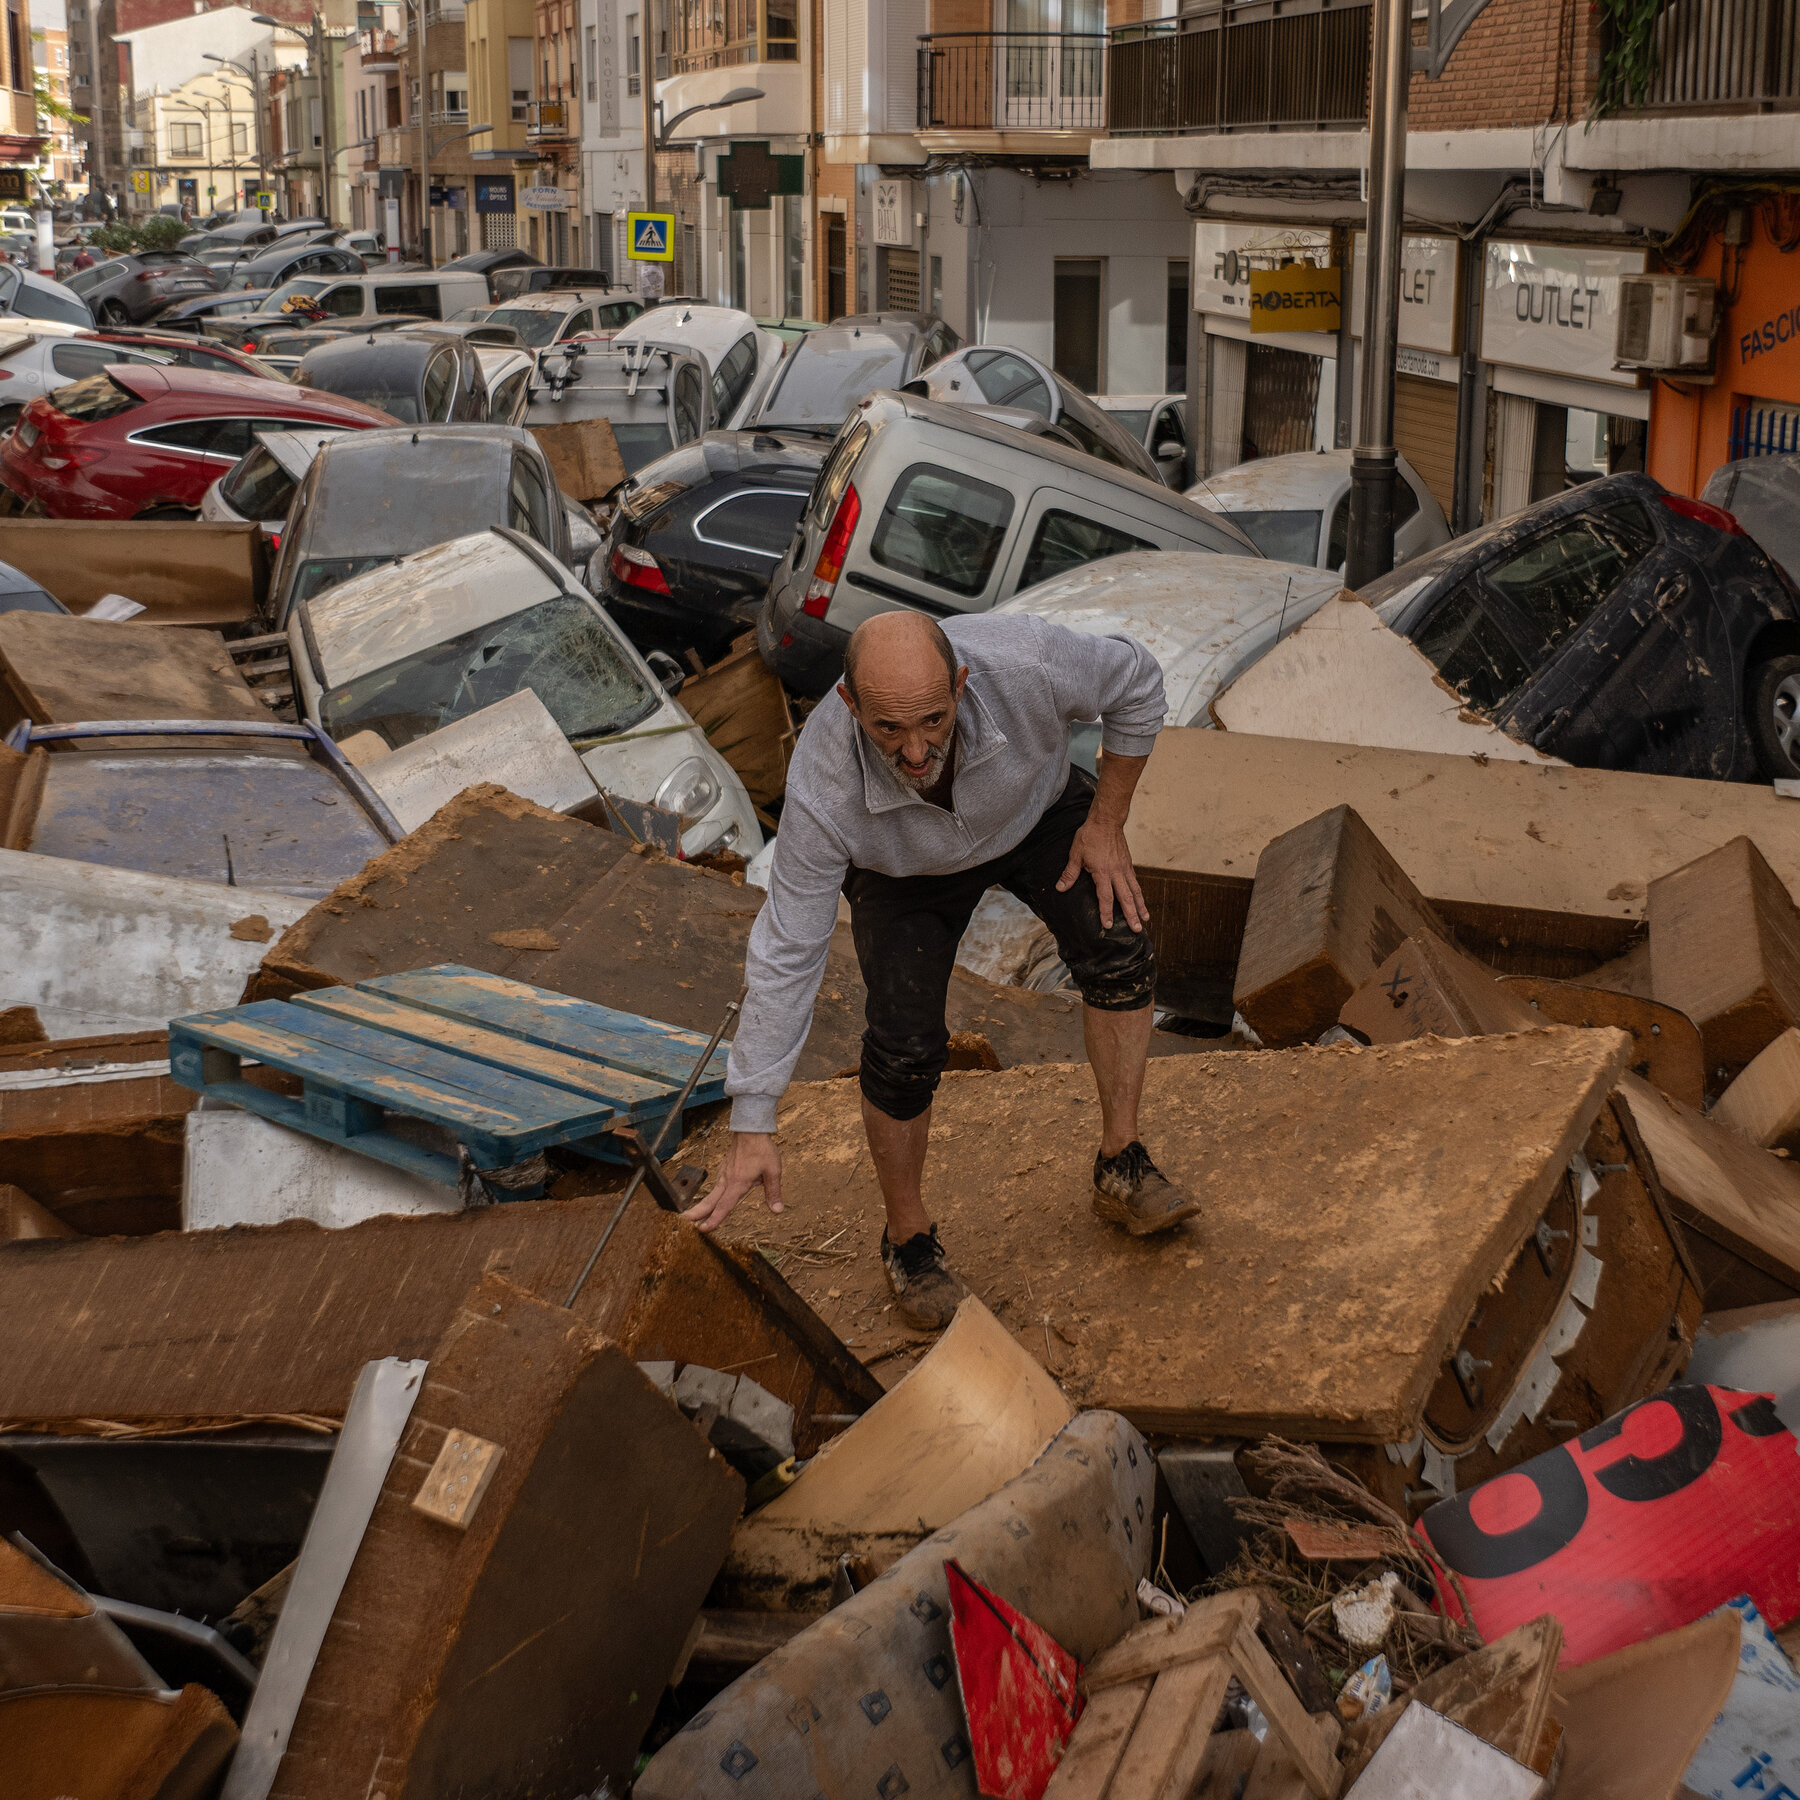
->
[[1502, 976, 1706, 1107], [1711, 1028, 1800, 1152], [1648, 835, 1800, 1094], [527, 416, 626, 508], [0, 1192, 878, 1458], [170, 965, 730, 1189], [1127, 730, 1800, 1019], [0, 849, 310, 1041], [0, 1532, 163, 1697], [701, 1028, 1636, 1448], [1233, 806, 1448, 1047], [1418, 1384, 1800, 1662], [636, 1409, 1154, 1800], [678, 634, 795, 812], [1614, 1071, 1800, 1307], [0, 1683, 239, 1800], [1210, 592, 1563, 766], [0, 517, 267, 626], [721, 1297, 1074, 1613], [271, 1275, 742, 1800], [1338, 929, 1539, 1045]]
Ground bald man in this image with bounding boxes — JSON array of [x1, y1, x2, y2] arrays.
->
[[685, 609, 1198, 1329]]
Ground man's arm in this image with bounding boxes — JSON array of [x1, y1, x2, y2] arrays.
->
[[684, 797, 849, 1232], [1055, 749, 1150, 931]]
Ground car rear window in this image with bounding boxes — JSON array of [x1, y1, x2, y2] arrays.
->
[[696, 490, 808, 556], [9, 279, 93, 327], [319, 593, 658, 750], [1018, 509, 1155, 591], [1482, 502, 1655, 657], [761, 341, 907, 428], [969, 351, 1051, 416], [1411, 579, 1531, 711], [49, 373, 142, 422], [222, 444, 298, 520], [871, 464, 1014, 599], [1221, 508, 1322, 565], [612, 422, 677, 474]]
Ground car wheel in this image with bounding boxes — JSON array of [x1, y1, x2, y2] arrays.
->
[[98, 300, 130, 326], [1749, 652, 1800, 778]]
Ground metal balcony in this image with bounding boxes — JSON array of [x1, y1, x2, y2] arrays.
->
[[524, 97, 576, 141], [1106, 0, 1371, 136], [917, 31, 1107, 134], [1636, 0, 1799, 107]]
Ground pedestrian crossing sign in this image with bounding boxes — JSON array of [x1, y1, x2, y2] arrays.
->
[[627, 210, 675, 263]]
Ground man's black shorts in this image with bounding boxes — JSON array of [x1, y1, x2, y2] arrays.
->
[[844, 765, 1156, 1122]]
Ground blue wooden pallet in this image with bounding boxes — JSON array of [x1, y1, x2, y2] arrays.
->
[[168, 964, 730, 1192]]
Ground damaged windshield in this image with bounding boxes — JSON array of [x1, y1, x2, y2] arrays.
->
[[319, 593, 659, 751]]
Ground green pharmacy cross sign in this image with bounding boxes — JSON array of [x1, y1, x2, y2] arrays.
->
[[716, 140, 804, 212]]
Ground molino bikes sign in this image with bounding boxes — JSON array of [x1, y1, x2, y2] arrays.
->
[[1480, 239, 1646, 388]]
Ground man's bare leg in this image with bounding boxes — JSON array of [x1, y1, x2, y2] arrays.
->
[[1085, 1001, 1201, 1236], [865, 1096, 968, 1328], [1082, 1001, 1154, 1157]]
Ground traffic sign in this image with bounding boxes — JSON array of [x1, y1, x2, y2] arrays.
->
[[130, 170, 150, 194], [627, 210, 675, 263], [255, 190, 275, 211]]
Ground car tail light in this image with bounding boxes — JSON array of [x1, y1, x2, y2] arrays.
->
[[608, 541, 671, 596], [39, 445, 104, 470], [1661, 493, 1745, 536], [801, 483, 859, 620], [134, 269, 162, 282]]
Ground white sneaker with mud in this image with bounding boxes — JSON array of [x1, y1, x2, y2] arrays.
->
[[1092, 1142, 1201, 1236], [881, 1224, 969, 1330]]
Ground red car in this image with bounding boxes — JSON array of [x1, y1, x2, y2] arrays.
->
[[0, 364, 396, 519]]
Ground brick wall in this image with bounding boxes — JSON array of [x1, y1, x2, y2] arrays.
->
[[1405, 0, 1600, 130]]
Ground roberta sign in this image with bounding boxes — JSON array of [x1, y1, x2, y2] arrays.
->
[[1480, 240, 1646, 388]]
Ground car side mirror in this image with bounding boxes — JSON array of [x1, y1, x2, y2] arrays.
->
[[1155, 441, 1184, 462], [646, 648, 687, 697]]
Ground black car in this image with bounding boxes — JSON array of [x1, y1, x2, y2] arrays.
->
[[152, 290, 275, 334], [750, 311, 960, 434], [225, 241, 366, 293], [1358, 471, 1800, 782], [599, 428, 828, 664], [441, 245, 542, 299], [293, 331, 488, 424]]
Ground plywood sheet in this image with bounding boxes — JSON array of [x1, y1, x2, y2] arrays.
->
[[528, 417, 626, 507], [678, 636, 793, 811], [1211, 594, 1562, 764], [706, 1027, 1631, 1440], [1127, 730, 1800, 977], [0, 518, 266, 625]]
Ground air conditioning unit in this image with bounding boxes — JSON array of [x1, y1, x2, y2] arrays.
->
[[1615, 274, 1717, 375]]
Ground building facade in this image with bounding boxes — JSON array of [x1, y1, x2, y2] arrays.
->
[[33, 26, 78, 194]]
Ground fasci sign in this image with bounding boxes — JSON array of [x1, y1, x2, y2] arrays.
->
[[1481, 240, 1646, 387]]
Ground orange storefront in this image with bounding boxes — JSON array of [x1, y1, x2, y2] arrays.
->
[[1647, 193, 1800, 498]]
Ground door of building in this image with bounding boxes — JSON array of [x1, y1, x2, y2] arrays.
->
[[1393, 372, 1458, 520], [1053, 258, 1103, 394], [1241, 343, 1320, 460], [999, 0, 1104, 128], [826, 214, 846, 321]]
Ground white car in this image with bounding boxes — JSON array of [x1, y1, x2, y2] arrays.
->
[[199, 427, 351, 537], [1186, 448, 1450, 573], [288, 528, 762, 859], [0, 326, 169, 429], [1093, 393, 1188, 488], [613, 303, 785, 431], [993, 548, 1345, 764], [476, 344, 534, 426]]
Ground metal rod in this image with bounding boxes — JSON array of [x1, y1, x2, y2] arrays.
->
[[564, 986, 745, 1308], [1344, 0, 1410, 589]]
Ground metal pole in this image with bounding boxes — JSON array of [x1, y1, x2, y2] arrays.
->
[[641, 3, 656, 212], [1344, 0, 1409, 590], [414, 0, 430, 263], [315, 14, 333, 225], [83, 0, 107, 213]]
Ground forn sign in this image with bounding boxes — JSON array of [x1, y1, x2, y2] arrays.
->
[[1249, 263, 1341, 334]]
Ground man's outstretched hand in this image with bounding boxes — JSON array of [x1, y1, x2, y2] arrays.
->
[[1057, 815, 1149, 933], [683, 1130, 783, 1233]]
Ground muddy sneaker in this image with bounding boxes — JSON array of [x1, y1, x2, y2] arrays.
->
[[881, 1224, 969, 1331], [1092, 1141, 1202, 1237]]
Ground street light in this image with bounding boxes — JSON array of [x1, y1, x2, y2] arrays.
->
[[253, 13, 334, 227], [641, 84, 762, 213]]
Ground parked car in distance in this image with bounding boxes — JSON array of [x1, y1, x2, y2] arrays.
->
[[1358, 472, 1800, 782], [66, 253, 222, 325], [0, 265, 95, 331], [600, 427, 829, 665], [225, 241, 367, 293], [0, 329, 173, 429], [1188, 447, 1450, 572], [904, 345, 1163, 485], [418, 317, 524, 348], [294, 330, 488, 424], [476, 345, 534, 426], [205, 326, 328, 377], [759, 390, 1260, 696], [200, 426, 351, 537], [178, 222, 278, 257], [750, 312, 960, 436], [524, 340, 714, 481], [614, 303, 784, 431], [249, 268, 488, 327], [266, 423, 590, 626], [0, 365, 396, 519], [1093, 393, 1188, 487], [491, 266, 616, 301], [0, 558, 72, 613], [290, 528, 762, 858], [756, 317, 825, 350], [481, 289, 642, 349], [1702, 453, 1800, 585], [153, 291, 274, 334], [440, 245, 541, 299], [91, 329, 282, 381]]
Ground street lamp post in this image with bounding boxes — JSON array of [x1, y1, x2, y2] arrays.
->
[[253, 12, 334, 226], [203, 55, 268, 211], [640, 85, 762, 272]]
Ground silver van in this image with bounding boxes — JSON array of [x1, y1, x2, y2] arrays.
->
[[256, 268, 489, 327], [757, 390, 1260, 696]]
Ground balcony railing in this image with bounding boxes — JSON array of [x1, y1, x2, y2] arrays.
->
[[1106, 0, 1370, 136], [525, 97, 577, 140], [1638, 0, 1799, 107], [918, 32, 1106, 133]]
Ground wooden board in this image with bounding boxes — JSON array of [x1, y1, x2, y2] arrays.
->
[[0, 612, 273, 753], [1712, 1028, 1800, 1151], [528, 417, 627, 507], [1341, 929, 1539, 1046], [0, 517, 266, 626], [678, 635, 793, 811], [1502, 976, 1705, 1107], [1233, 805, 1448, 1046], [705, 1027, 1633, 1440], [1127, 730, 1800, 997]]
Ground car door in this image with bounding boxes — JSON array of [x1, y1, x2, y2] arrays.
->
[[1484, 496, 1726, 775], [559, 307, 594, 341], [131, 415, 255, 464], [508, 449, 558, 549], [1000, 488, 1162, 598]]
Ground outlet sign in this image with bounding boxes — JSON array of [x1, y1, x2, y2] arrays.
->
[[1351, 231, 1459, 354], [1480, 240, 1646, 387]]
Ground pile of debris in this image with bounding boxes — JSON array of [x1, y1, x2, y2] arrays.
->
[[7, 696, 1800, 1800]]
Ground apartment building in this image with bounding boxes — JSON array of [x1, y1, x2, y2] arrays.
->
[[0, 0, 45, 202], [34, 26, 79, 192]]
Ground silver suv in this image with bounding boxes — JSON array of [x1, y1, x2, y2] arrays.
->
[[758, 390, 1259, 696]]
